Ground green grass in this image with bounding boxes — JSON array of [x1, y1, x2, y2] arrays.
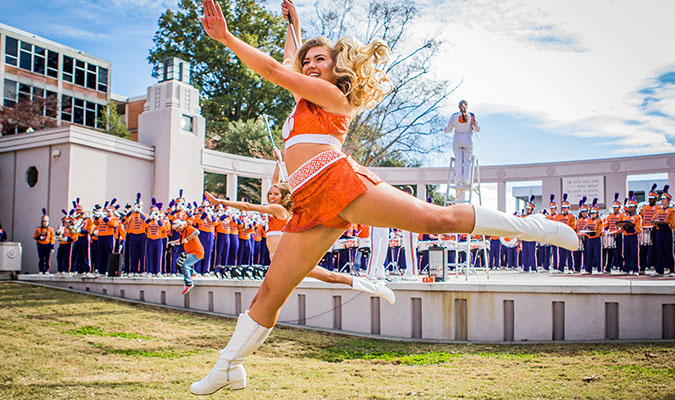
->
[[1, 282, 674, 400]]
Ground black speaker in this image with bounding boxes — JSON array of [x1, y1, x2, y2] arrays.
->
[[107, 253, 122, 277]]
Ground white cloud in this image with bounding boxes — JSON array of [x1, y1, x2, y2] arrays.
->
[[416, 0, 675, 156]]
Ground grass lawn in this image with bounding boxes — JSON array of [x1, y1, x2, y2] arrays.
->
[[1, 282, 674, 400]]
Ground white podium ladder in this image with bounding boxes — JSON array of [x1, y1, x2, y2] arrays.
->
[[444, 156, 489, 281]]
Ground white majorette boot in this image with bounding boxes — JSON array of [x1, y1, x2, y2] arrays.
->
[[471, 206, 578, 251], [351, 277, 396, 304], [190, 311, 271, 395]]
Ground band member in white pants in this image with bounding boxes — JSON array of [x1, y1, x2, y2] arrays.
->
[[401, 230, 419, 279], [367, 226, 389, 279], [445, 100, 480, 202]]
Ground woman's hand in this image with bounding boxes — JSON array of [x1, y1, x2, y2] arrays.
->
[[281, 0, 299, 28], [204, 192, 220, 206], [272, 147, 283, 163], [201, 0, 230, 43]]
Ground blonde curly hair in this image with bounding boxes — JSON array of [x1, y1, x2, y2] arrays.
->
[[293, 36, 392, 112], [268, 182, 292, 212]]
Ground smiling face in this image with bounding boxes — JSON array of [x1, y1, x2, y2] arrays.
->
[[267, 186, 282, 205], [302, 46, 336, 84]]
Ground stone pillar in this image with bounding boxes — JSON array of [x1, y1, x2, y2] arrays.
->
[[497, 181, 506, 212], [227, 174, 238, 201], [605, 173, 627, 207], [416, 183, 426, 202], [669, 171, 675, 188], [261, 178, 272, 204], [541, 177, 561, 211], [137, 78, 205, 203]]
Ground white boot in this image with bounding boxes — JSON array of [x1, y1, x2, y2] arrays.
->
[[471, 206, 578, 251], [190, 311, 271, 395], [352, 277, 396, 304]]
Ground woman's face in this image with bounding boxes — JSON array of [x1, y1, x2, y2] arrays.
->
[[268, 187, 282, 205], [302, 46, 336, 84]]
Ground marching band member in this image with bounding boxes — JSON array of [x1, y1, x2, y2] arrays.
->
[[237, 209, 255, 266], [55, 210, 75, 274], [125, 193, 147, 275], [520, 196, 537, 273], [619, 192, 642, 275], [95, 201, 119, 276], [639, 183, 659, 273], [227, 201, 240, 268], [584, 199, 604, 274], [574, 197, 589, 273], [399, 186, 419, 278], [603, 193, 623, 273], [71, 201, 93, 275], [33, 208, 55, 274], [488, 234, 501, 269], [253, 217, 264, 264], [145, 200, 166, 277], [194, 198, 217, 274], [168, 192, 190, 275], [192, 1, 577, 394], [444, 99, 480, 186], [366, 227, 389, 280], [555, 194, 576, 273], [355, 224, 370, 271], [159, 206, 171, 275], [501, 235, 518, 269], [169, 219, 203, 295], [541, 194, 558, 271], [653, 185, 674, 277], [214, 204, 231, 275]]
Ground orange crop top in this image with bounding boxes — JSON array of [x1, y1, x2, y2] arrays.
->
[[268, 215, 290, 233], [282, 98, 351, 149]]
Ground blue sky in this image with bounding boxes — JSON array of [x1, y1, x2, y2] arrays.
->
[[2, 0, 674, 168]]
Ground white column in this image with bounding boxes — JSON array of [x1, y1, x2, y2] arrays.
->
[[668, 171, 675, 189], [261, 178, 272, 204], [227, 173, 238, 201], [605, 173, 627, 207], [497, 181, 506, 212], [416, 183, 426, 202]]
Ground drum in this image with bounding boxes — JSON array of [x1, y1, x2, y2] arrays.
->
[[602, 232, 616, 249], [357, 237, 371, 249], [500, 238, 519, 248], [638, 227, 653, 246], [577, 236, 585, 251], [344, 238, 358, 248], [389, 238, 401, 247]]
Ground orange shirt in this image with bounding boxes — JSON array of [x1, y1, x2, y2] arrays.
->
[[33, 226, 55, 245], [268, 215, 289, 233], [126, 212, 146, 235], [195, 214, 216, 233], [254, 225, 264, 242], [238, 221, 253, 240], [640, 204, 657, 227], [216, 217, 231, 234], [620, 214, 642, 236], [357, 225, 370, 238], [96, 216, 119, 236], [655, 206, 675, 229], [58, 227, 75, 245], [584, 218, 603, 239], [181, 226, 204, 259], [556, 213, 576, 230], [145, 219, 166, 240], [160, 219, 170, 239], [228, 218, 239, 235]]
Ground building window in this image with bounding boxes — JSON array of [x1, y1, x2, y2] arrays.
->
[[26, 166, 39, 188], [61, 94, 72, 122], [74, 59, 86, 86], [98, 67, 108, 93], [181, 114, 193, 132], [73, 98, 85, 125], [3, 79, 18, 106], [47, 50, 59, 78], [33, 46, 46, 75], [19, 41, 32, 70], [62, 55, 73, 82], [86, 63, 97, 90], [5, 36, 18, 66]]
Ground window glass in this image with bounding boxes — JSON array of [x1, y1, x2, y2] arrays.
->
[[18, 83, 31, 102], [76, 59, 85, 68], [47, 51, 59, 78], [46, 91, 58, 118], [74, 66, 85, 86], [73, 99, 84, 125], [3, 79, 17, 105], [5, 36, 18, 56], [33, 53, 45, 75], [19, 48, 32, 70], [61, 94, 73, 121], [20, 42, 31, 51], [63, 56, 73, 82], [5, 37, 18, 66], [34, 46, 45, 56], [98, 67, 108, 92], [26, 167, 39, 188], [86, 71, 97, 89], [33, 87, 44, 99]]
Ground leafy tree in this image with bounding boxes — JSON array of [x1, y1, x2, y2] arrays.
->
[[0, 96, 57, 135], [98, 101, 130, 138], [311, 0, 456, 167]]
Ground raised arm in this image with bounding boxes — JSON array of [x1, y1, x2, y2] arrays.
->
[[200, 0, 348, 113], [204, 192, 288, 219], [281, 0, 302, 103]]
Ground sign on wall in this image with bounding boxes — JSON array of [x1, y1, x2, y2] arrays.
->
[[562, 176, 605, 207]]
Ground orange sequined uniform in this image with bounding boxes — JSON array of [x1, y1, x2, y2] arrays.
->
[[282, 99, 383, 233]]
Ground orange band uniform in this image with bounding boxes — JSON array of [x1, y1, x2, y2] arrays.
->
[[33, 227, 55, 245], [620, 214, 642, 236]]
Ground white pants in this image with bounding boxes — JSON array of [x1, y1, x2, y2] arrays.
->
[[401, 230, 418, 276], [367, 227, 389, 279], [453, 144, 473, 185]]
